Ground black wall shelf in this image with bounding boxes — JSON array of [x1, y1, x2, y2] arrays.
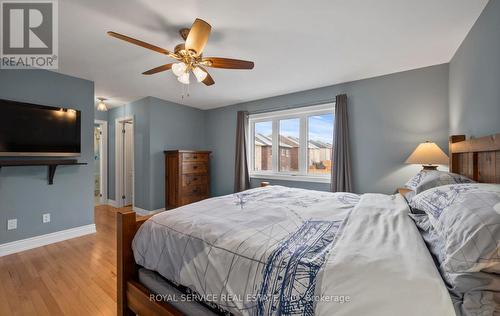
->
[[0, 159, 87, 185]]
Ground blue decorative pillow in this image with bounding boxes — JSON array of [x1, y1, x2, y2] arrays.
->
[[410, 183, 500, 315], [405, 170, 474, 194]]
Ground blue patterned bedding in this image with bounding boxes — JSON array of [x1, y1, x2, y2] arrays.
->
[[133, 186, 455, 316]]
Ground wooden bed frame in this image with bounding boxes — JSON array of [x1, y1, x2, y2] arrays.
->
[[117, 212, 183, 316], [117, 133, 500, 316], [449, 133, 500, 183]]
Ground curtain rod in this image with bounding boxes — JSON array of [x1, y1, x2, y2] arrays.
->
[[246, 98, 335, 116]]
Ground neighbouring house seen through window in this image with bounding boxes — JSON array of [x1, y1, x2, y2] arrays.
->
[[308, 114, 334, 175], [279, 118, 300, 172], [254, 121, 272, 171]]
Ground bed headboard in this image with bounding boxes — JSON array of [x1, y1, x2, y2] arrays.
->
[[449, 133, 500, 183]]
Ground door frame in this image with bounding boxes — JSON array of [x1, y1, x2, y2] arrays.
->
[[115, 116, 134, 208], [94, 120, 108, 205]]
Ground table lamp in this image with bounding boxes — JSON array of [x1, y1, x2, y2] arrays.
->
[[405, 141, 449, 170]]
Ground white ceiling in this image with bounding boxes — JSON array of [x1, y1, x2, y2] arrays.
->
[[58, 0, 488, 110]]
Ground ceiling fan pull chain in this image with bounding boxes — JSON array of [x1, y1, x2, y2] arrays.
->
[[181, 84, 187, 99]]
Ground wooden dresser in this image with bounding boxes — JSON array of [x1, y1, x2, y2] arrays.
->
[[164, 150, 211, 209]]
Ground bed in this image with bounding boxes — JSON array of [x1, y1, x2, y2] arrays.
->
[[116, 133, 500, 316]]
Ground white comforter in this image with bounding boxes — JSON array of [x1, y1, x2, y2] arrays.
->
[[133, 186, 455, 316]]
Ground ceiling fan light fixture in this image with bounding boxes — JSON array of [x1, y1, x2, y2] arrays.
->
[[192, 67, 208, 82], [177, 72, 190, 84], [172, 62, 187, 77]]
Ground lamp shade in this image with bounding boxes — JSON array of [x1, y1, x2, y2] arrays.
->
[[405, 141, 449, 166], [172, 62, 187, 77], [96, 98, 108, 112], [192, 67, 208, 82]]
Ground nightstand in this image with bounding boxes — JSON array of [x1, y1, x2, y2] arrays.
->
[[397, 187, 413, 203], [397, 188, 412, 196]]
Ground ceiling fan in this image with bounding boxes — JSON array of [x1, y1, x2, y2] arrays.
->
[[107, 18, 254, 86]]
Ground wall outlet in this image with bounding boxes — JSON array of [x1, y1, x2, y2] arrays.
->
[[7, 219, 17, 230], [42, 213, 51, 223]]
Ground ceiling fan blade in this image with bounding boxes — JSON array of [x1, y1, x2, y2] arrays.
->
[[185, 19, 211, 55], [202, 57, 254, 69], [107, 31, 177, 58], [142, 63, 174, 75], [198, 66, 215, 86]]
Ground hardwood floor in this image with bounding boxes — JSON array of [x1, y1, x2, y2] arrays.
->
[[0, 205, 130, 316]]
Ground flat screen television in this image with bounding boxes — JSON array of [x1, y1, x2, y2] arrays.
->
[[0, 99, 81, 157]]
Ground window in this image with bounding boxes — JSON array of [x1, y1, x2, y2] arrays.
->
[[248, 103, 334, 183]]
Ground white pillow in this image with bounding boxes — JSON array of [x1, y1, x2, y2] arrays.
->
[[409, 183, 500, 316]]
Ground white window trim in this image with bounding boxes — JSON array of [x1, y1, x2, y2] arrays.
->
[[250, 173, 332, 183], [248, 103, 334, 183]]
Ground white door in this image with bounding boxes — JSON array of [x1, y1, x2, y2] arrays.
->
[[123, 122, 134, 206], [94, 125, 101, 205]]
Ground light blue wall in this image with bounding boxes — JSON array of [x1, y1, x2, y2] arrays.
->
[[449, 0, 500, 137], [95, 109, 108, 121], [148, 97, 206, 210], [0, 70, 94, 243], [206, 64, 450, 196], [107, 97, 206, 211]]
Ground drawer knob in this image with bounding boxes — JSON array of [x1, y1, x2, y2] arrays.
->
[[193, 166, 198, 169], [193, 156, 198, 159]]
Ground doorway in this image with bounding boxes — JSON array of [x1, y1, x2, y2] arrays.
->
[[94, 120, 108, 206], [115, 117, 134, 207]]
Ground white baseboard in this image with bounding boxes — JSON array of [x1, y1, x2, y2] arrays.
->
[[107, 199, 118, 207], [133, 206, 165, 216], [152, 207, 166, 213], [0, 224, 96, 257]]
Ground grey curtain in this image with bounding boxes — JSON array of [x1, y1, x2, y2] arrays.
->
[[331, 94, 353, 192], [234, 111, 251, 192]]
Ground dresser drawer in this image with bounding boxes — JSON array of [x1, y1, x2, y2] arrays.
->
[[182, 162, 208, 174], [182, 152, 209, 162], [182, 174, 208, 187], [181, 184, 208, 196], [180, 194, 208, 206]]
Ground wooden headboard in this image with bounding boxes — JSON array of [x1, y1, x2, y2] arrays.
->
[[449, 133, 500, 183]]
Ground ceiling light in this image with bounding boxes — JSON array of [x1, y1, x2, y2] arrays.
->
[[172, 62, 187, 77], [192, 67, 208, 82], [177, 72, 190, 85], [96, 97, 108, 112]]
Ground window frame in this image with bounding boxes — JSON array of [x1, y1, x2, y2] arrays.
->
[[248, 103, 335, 183]]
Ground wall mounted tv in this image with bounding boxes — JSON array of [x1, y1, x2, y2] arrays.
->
[[0, 99, 81, 157]]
